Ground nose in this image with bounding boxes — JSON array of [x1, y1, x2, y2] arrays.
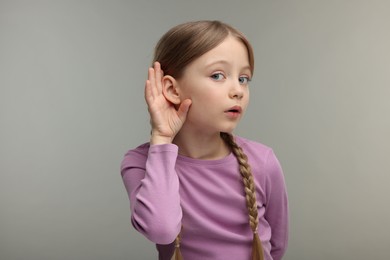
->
[[229, 80, 244, 99]]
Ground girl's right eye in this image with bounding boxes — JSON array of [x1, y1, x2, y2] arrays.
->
[[210, 73, 225, 81]]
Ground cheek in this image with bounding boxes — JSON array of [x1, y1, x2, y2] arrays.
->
[[178, 84, 201, 103], [242, 91, 250, 111], [186, 87, 216, 103], [189, 96, 212, 112]]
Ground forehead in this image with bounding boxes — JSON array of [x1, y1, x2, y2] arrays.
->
[[190, 36, 250, 71]]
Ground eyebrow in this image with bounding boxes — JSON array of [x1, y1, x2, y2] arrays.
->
[[205, 59, 251, 73]]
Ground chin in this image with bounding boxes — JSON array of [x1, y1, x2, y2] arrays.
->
[[220, 126, 236, 134]]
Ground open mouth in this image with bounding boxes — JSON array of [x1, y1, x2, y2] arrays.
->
[[225, 106, 242, 114], [224, 106, 242, 119]]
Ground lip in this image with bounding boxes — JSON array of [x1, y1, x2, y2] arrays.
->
[[225, 105, 242, 114], [224, 106, 242, 119]]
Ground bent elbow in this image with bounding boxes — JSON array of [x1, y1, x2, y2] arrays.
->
[[146, 225, 180, 244], [132, 215, 181, 244]]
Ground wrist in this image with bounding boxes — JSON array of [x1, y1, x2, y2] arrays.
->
[[150, 134, 173, 145]]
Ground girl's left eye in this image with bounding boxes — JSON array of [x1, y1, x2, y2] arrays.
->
[[210, 73, 225, 81], [239, 76, 251, 84]]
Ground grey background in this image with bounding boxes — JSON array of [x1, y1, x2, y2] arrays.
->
[[1, 0, 389, 259]]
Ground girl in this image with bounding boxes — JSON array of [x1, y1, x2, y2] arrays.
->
[[121, 20, 288, 260]]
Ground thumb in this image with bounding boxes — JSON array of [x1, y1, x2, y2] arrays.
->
[[177, 99, 192, 121]]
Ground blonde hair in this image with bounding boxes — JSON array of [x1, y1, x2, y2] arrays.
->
[[221, 132, 264, 260], [153, 20, 262, 260], [154, 20, 254, 78]]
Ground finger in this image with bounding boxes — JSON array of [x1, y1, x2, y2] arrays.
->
[[148, 66, 158, 98], [144, 79, 153, 106], [177, 99, 192, 121], [154, 62, 163, 95]]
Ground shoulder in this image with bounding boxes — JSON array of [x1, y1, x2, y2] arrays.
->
[[124, 142, 150, 157], [235, 135, 273, 159], [124, 142, 151, 161], [120, 142, 179, 172], [120, 142, 150, 172], [234, 135, 282, 177]]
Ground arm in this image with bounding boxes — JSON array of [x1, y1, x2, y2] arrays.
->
[[264, 150, 289, 260], [121, 144, 182, 244], [121, 62, 191, 244]]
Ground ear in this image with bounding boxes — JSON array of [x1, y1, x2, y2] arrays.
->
[[162, 75, 181, 105]]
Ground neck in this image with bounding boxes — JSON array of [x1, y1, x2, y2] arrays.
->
[[173, 131, 231, 160]]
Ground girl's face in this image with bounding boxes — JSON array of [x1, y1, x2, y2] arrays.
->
[[176, 35, 251, 134]]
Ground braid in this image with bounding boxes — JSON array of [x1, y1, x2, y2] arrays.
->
[[171, 133, 264, 260], [170, 230, 183, 260], [221, 132, 264, 260]]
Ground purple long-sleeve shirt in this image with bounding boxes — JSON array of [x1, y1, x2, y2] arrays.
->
[[121, 136, 288, 260]]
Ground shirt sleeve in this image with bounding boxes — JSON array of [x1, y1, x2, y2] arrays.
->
[[120, 144, 182, 244], [264, 150, 289, 260]]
